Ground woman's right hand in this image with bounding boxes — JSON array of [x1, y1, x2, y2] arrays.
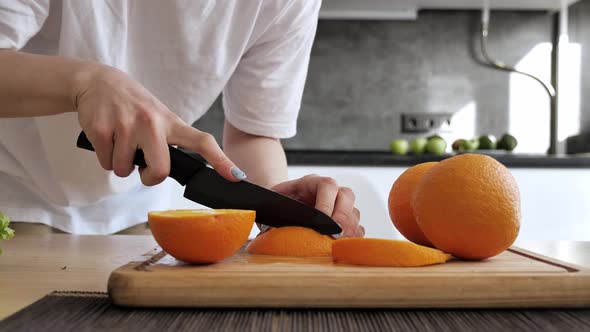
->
[[74, 64, 246, 186]]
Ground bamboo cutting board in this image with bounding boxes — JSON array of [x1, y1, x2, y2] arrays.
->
[[108, 246, 590, 308]]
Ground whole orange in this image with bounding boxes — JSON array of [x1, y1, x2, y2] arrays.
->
[[412, 154, 520, 260], [388, 162, 438, 247]]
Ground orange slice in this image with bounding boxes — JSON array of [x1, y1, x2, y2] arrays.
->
[[332, 238, 452, 267], [247, 226, 334, 257]]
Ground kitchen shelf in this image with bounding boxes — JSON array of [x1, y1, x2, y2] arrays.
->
[[418, 0, 579, 10], [320, 0, 581, 20], [283, 150, 590, 168]]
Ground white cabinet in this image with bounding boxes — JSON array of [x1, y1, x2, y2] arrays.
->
[[165, 164, 590, 240], [288, 166, 590, 241]]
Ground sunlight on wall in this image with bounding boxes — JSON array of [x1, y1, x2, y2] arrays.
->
[[445, 102, 476, 144], [508, 43, 552, 153], [508, 42, 581, 153], [557, 37, 582, 144]]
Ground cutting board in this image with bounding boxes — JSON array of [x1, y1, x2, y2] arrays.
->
[[108, 246, 590, 308]]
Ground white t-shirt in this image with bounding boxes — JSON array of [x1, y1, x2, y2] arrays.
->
[[0, 0, 320, 234]]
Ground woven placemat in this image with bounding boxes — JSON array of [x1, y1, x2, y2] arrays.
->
[[1, 292, 589, 332]]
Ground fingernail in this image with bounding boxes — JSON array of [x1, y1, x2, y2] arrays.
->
[[331, 232, 342, 239], [231, 166, 247, 180]]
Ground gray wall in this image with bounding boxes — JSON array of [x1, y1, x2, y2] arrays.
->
[[195, 4, 588, 151], [570, 0, 590, 131]]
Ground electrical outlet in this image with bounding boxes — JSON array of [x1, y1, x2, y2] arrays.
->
[[401, 113, 453, 133]]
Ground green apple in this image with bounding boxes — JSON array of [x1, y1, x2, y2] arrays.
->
[[452, 139, 465, 151], [427, 134, 443, 141], [460, 139, 479, 151], [478, 135, 497, 150], [425, 137, 447, 155], [390, 139, 409, 155], [498, 134, 518, 151], [410, 138, 428, 155]]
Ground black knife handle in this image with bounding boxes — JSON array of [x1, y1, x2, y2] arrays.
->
[[76, 131, 205, 186]]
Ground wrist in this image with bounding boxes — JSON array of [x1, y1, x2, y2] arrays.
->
[[69, 60, 106, 112]]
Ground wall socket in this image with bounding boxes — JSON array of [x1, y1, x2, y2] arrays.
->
[[401, 113, 453, 133]]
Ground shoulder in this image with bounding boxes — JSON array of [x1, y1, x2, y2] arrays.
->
[[0, 0, 50, 50], [276, 0, 321, 24], [256, 0, 321, 29], [0, 0, 50, 22], [245, 0, 320, 42], [281, 0, 322, 14]]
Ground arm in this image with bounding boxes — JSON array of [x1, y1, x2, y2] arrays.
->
[[219, 1, 363, 237], [0, 49, 243, 185], [223, 121, 364, 237], [223, 121, 287, 188], [0, 49, 93, 117]]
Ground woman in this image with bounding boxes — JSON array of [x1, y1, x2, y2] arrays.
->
[[0, 1, 363, 237]]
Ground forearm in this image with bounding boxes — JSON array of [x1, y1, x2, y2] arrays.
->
[[223, 121, 288, 188], [0, 50, 97, 117]]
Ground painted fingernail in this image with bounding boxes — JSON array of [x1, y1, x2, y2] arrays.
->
[[231, 166, 247, 180]]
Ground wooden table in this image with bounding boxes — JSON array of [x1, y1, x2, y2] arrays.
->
[[0, 234, 588, 320], [0, 234, 157, 320]]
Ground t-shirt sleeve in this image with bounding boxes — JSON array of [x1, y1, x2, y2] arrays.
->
[[222, 0, 321, 139], [0, 0, 49, 49]]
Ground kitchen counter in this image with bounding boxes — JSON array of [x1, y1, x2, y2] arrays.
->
[[0, 234, 589, 321], [0, 234, 157, 320], [284, 150, 590, 168]]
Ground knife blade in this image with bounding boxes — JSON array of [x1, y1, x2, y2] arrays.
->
[[76, 131, 342, 235]]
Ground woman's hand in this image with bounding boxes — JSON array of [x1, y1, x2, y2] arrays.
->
[[75, 65, 246, 186], [271, 175, 364, 238]]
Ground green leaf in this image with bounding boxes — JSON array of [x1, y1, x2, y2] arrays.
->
[[0, 227, 14, 240], [0, 211, 14, 255], [0, 211, 8, 229]]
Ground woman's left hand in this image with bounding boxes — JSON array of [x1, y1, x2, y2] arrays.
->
[[271, 175, 364, 238]]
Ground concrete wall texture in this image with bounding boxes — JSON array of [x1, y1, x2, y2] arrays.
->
[[195, 2, 589, 152]]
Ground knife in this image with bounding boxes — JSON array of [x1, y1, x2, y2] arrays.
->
[[76, 131, 342, 235]]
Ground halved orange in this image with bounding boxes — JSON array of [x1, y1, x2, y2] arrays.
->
[[148, 209, 255, 263]]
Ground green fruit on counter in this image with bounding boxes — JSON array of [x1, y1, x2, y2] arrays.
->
[[425, 137, 447, 155], [478, 135, 497, 150], [390, 139, 410, 155], [410, 138, 428, 155], [460, 139, 479, 151], [427, 134, 443, 141], [498, 134, 518, 151], [452, 139, 465, 151]]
